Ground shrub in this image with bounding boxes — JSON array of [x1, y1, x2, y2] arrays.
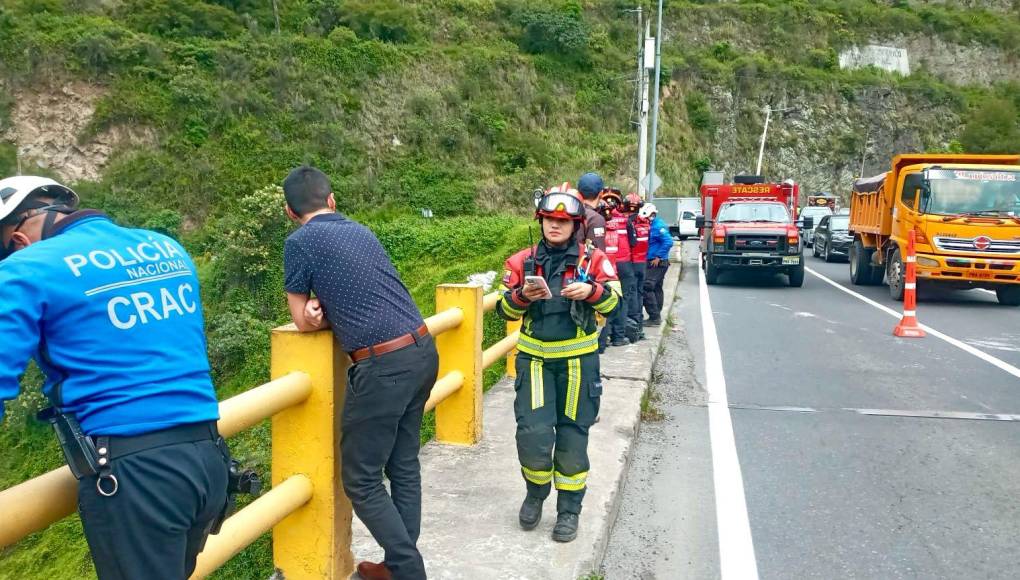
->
[[517, 7, 588, 58], [685, 92, 716, 135], [208, 185, 291, 295], [141, 208, 183, 238], [960, 98, 1020, 154], [379, 158, 477, 216], [117, 0, 244, 39], [338, 0, 423, 44]]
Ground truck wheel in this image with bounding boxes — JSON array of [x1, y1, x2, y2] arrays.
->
[[887, 248, 905, 301], [996, 286, 1020, 306], [788, 260, 805, 287], [850, 239, 874, 285], [705, 259, 720, 285], [869, 261, 886, 285]]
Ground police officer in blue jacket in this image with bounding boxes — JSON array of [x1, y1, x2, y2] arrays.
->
[[640, 203, 674, 326], [0, 176, 227, 580]]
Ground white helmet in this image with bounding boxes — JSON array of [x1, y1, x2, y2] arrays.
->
[[0, 176, 79, 222], [639, 203, 657, 219]]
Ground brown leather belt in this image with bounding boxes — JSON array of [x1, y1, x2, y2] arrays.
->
[[350, 324, 429, 363]]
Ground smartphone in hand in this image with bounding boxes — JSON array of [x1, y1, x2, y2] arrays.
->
[[524, 275, 553, 300]]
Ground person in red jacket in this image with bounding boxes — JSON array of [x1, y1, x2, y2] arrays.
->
[[600, 189, 633, 347], [625, 193, 650, 341], [496, 185, 621, 543]]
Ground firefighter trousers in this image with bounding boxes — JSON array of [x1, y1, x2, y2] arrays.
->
[[513, 352, 602, 515]]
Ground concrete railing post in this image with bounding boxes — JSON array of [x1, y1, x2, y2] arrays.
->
[[270, 327, 353, 578], [434, 284, 484, 445]]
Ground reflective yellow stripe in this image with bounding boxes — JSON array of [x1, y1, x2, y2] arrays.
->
[[554, 470, 588, 491], [565, 358, 581, 420], [607, 280, 622, 294], [517, 332, 599, 359], [530, 359, 544, 410], [523, 466, 553, 485], [594, 290, 619, 315], [498, 296, 527, 318], [497, 286, 527, 317]]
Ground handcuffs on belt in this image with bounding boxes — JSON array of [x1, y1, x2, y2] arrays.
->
[[38, 407, 118, 496]]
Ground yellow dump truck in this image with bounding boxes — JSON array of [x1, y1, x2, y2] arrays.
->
[[848, 154, 1020, 305]]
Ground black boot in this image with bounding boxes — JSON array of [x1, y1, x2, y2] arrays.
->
[[552, 512, 579, 542], [519, 496, 543, 531]]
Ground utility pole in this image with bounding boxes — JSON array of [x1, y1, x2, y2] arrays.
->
[[637, 12, 650, 197], [647, 0, 664, 201], [755, 105, 773, 176], [755, 105, 795, 176], [859, 127, 870, 178]]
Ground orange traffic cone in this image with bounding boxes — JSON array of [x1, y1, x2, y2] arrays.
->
[[894, 230, 926, 338]]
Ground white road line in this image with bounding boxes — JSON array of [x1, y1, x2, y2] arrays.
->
[[806, 267, 1020, 381], [699, 267, 760, 579]]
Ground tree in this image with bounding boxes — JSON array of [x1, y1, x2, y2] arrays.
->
[[959, 98, 1020, 154]]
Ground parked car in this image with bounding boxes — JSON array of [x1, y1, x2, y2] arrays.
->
[[812, 214, 852, 262], [676, 210, 699, 240], [798, 205, 833, 247]]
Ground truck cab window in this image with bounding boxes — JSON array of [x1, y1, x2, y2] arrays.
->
[[902, 173, 922, 211]]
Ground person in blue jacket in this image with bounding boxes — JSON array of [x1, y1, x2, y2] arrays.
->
[[0, 176, 228, 580], [640, 203, 674, 325]]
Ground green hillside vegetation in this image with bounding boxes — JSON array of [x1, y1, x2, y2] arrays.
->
[[1, 0, 1018, 577]]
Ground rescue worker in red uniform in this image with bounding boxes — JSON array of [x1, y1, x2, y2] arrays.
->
[[625, 193, 650, 341], [496, 185, 621, 543], [601, 189, 634, 346]]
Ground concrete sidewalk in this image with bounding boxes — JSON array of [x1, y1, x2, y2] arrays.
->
[[351, 253, 684, 580]]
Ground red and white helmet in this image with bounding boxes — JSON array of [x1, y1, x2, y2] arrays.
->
[[535, 182, 585, 223]]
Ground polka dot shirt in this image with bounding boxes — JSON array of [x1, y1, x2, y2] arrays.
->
[[284, 213, 425, 351]]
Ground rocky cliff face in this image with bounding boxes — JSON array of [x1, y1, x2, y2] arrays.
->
[[671, 81, 961, 199], [655, 2, 1018, 202], [2, 81, 154, 183]]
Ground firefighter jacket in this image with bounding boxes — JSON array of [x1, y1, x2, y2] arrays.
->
[[604, 210, 632, 264], [628, 214, 651, 262], [497, 241, 620, 359]]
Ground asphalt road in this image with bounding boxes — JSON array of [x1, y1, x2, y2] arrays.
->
[[603, 242, 1020, 579]]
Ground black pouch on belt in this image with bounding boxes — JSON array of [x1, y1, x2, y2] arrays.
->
[[210, 437, 263, 535], [37, 407, 100, 480]]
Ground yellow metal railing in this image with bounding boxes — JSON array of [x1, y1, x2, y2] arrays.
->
[[0, 282, 522, 579]]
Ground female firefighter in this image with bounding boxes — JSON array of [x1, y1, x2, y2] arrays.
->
[[496, 185, 621, 542]]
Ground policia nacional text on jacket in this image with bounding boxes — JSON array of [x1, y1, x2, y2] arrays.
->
[[0, 176, 228, 580]]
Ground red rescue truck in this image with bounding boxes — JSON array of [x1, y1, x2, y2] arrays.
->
[[696, 175, 813, 287]]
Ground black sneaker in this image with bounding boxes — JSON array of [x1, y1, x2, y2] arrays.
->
[[552, 512, 579, 542], [519, 496, 543, 531], [610, 337, 630, 347], [643, 318, 661, 327]]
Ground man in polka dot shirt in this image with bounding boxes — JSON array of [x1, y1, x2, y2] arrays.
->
[[282, 166, 439, 580]]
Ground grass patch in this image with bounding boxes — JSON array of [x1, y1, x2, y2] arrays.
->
[[640, 387, 665, 423]]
